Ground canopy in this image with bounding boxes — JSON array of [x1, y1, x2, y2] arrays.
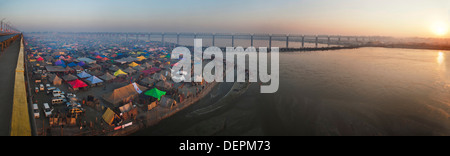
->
[[86, 76, 103, 84], [67, 79, 88, 89], [128, 62, 139, 67], [114, 69, 127, 76], [67, 62, 77, 67], [141, 67, 161, 75], [95, 55, 103, 59], [102, 108, 118, 126], [144, 88, 166, 100], [77, 61, 85, 67], [77, 71, 92, 79], [137, 56, 146, 61], [54, 59, 66, 67], [99, 72, 116, 81], [102, 83, 148, 106], [36, 57, 44, 61]]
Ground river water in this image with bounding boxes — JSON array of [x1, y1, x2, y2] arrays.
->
[[134, 47, 450, 136]]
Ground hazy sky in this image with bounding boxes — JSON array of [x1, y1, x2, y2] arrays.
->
[[1, 0, 450, 37]]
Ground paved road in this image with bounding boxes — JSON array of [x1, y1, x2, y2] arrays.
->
[[0, 38, 20, 136]]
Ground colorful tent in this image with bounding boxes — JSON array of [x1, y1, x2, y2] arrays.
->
[[141, 67, 161, 75], [128, 62, 139, 67], [99, 72, 116, 81], [95, 55, 103, 59], [102, 108, 118, 126], [54, 59, 66, 67], [68, 62, 77, 67], [144, 88, 166, 100], [114, 69, 127, 76], [36, 57, 44, 61], [86, 76, 103, 84], [77, 71, 92, 79], [102, 83, 148, 106], [136, 56, 146, 61], [67, 79, 88, 89], [77, 61, 85, 67]]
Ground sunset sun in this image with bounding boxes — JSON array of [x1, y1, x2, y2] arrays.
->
[[431, 21, 449, 36]]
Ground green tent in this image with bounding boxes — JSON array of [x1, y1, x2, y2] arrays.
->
[[144, 88, 166, 100]]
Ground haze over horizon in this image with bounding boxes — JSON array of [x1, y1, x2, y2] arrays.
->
[[1, 0, 450, 38]]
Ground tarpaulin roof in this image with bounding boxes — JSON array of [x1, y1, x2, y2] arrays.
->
[[102, 108, 117, 126], [86, 76, 103, 84], [77, 71, 92, 79], [114, 69, 127, 76], [68, 62, 77, 67], [144, 88, 166, 100], [99, 72, 116, 81], [128, 62, 139, 67], [141, 67, 161, 75], [102, 83, 148, 106], [67, 79, 88, 89], [37, 57, 44, 61], [77, 61, 85, 67]]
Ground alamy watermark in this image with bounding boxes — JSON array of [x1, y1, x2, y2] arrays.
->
[[170, 39, 279, 93]]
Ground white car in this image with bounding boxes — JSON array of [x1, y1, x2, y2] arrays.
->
[[45, 84, 51, 88], [43, 103, 53, 117], [33, 104, 40, 119]]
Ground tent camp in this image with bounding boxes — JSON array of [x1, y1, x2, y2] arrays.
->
[[114, 69, 127, 76], [141, 67, 161, 75], [155, 81, 173, 90], [144, 88, 166, 100], [128, 62, 139, 67], [48, 74, 62, 86], [102, 83, 148, 107], [62, 74, 78, 81], [77, 71, 92, 79], [86, 76, 104, 86], [152, 73, 166, 81], [140, 77, 156, 86], [159, 96, 176, 109], [99, 72, 116, 81], [67, 79, 88, 90], [102, 108, 119, 126], [123, 67, 136, 74]]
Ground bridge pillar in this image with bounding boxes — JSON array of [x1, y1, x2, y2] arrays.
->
[[251, 35, 254, 47], [136, 34, 138, 40], [232, 35, 234, 47], [162, 33, 165, 46], [148, 34, 151, 41], [126, 33, 128, 41], [269, 35, 272, 49], [286, 35, 289, 48], [327, 36, 330, 46], [212, 34, 215, 46], [177, 33, 180, 45], [301, 35, 304, 48], [315, 35, 318, 47]]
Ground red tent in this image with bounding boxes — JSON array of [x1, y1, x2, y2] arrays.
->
[[141, 67, 161, 75], [67, 79, 88, 89], [95, 55, 103, 59], [37, 57, 44, 61]]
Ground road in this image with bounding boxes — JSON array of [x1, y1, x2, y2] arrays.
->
[[0, 37, 20, 135]]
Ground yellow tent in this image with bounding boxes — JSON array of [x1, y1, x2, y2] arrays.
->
[[102, 108, 118, 126], [128, 62, 139, 67], [137, 56, 146, 61], [159, 55, 166, 58], [114, 69, 127, 76]]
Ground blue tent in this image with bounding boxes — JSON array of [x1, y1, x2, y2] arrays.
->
[[86, 76, 103, 84], [68, 62, 77, 67], [77, 71, 92, 79], [78, 61, 85, 67], [54, 60, 66, 68]]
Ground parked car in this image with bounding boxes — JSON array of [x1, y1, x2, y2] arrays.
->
[[45, 84, 51, 88], [33, 104, 40, 119], [39, 84, 45, 91], [35, 87, 39, 93], [43, 103, 53, 117]]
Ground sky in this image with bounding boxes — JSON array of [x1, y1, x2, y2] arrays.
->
[[1, 0, 450, 37]]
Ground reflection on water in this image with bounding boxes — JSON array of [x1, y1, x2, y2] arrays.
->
[[136, 47, 450, 136]]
